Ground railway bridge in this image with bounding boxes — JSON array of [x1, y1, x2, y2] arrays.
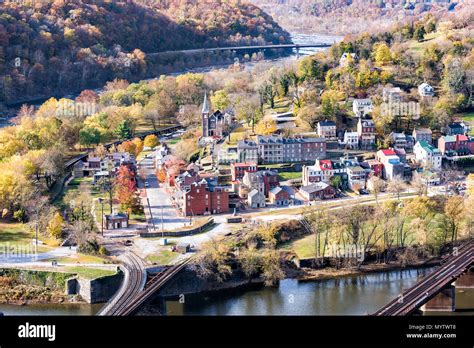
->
[[98, 254, 194, 316], [374, 239, 474, 316]]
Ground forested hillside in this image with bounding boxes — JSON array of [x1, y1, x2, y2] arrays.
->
[[0, 0, 291, 106], [251, 0, 472, 34]]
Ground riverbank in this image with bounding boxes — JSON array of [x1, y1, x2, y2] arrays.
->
[[294, 258, 441, 282]]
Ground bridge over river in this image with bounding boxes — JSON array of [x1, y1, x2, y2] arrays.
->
[[374, 239, 474, 315]]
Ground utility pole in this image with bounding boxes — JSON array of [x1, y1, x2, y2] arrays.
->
[[147, 198, 156, 231], [161, 205, 164, 238]]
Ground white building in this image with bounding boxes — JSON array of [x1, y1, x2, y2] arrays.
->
[[418, 83, 435, 97], [343, 131, 359, 149], [248, 189, 266, 209], [414, 140, 442, 171], [382, 87, 402, 102], [353, 98, 373, 117], [317, 120, 337, 139]]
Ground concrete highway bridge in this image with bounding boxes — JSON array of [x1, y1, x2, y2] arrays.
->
[[374, 239, 474, 315]]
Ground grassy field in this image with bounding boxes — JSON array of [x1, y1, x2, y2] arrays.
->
[[281, 234, 317, 259], [0, 222, 51, 252], [146, 250, 177, 265], [407, 31, 443, 57], [278, 171, 302, 181], [265, 97, 291, 114], [64, 266, 117, 279], [43, 253, 108, 264], [460, 111, 474, 135]]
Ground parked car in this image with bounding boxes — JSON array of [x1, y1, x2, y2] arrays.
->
[[359, 189, 369, 195], [124, 240, 133, 246]]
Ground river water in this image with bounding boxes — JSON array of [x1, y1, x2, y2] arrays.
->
[[165, 267, 438, 316]]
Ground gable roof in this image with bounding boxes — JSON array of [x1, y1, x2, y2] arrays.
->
[[300, 182, 330, 194], [380, 149, 397, 156], [418, 140, 440, 154]]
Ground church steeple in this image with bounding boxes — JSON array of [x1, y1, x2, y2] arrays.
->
[[202, 92, 210, 115]]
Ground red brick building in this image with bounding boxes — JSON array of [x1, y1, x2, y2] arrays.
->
[[231, 162, 257, 181], [183, 180, 229, 216], [438, 135, 470, 155], [365, 159, 383, 177]]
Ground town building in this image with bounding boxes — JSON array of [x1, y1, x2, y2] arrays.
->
[[342, 131, 359, 149], [230, 162, 257, 181], [201, 92, 232, 138], [357, 118, 376, 149], [414, 140, 442, 171], [376, 149, 405, 180], [299, 182, 336, 201], [364, 159, 384, 177], [302, 159, 347, 187], [182, 179, 229, 216], [242, 170, 279, 196], [445, 122, 466, 136], [248, 189, 266, 208], [104, 212, 128, 230], [353, 99, 373, 117], [237, 139, 259, 163], [218, 146, 238, 164], [412, 128, 433, 145], [438, 135, 470, 156], [269, 187, 290, 206], [255, 135, 326, 164], [346, 166, 367, 190], [418, 82, 435, 97], [389, 132, 414, 152], [317, 120, 337, 139], [382, 87, 402, 103]]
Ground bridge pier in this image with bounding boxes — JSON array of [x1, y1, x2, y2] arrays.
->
[[453, 267, 474, 288], [420, 285, 455, 312]]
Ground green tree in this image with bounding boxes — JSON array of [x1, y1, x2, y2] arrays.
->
[[114, 120, 133, 140], [79, 127, 101, 146]]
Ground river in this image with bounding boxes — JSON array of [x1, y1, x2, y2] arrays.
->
[[165, 267, 473, 316], [0, 32, 342, 126]]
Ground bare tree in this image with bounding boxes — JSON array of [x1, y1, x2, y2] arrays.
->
[[387, 177, 406, 200]]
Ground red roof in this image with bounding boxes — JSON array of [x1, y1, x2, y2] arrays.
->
[[318, 160, 333, 171], [458, 135, 469, 141], [380, 149, 396, 156]]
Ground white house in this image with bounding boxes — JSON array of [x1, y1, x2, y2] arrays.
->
[[317, 120, 337, 139], [248, 189, 266, 208], [342, 131, 359, 149], [418, 83, 435, 97], [353, 98, 373, 117], [382, 87, 402, 102], [414, 140, 442, 171]]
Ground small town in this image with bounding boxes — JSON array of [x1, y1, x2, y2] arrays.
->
[[0, 2, 472, 339]]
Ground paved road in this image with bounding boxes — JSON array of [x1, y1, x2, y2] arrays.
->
[[140, 153, 188, 231], [0, 246, 77, 263]]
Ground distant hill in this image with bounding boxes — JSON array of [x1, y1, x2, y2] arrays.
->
[[0, 0, 291, 106], [250, 0, 473, 34]]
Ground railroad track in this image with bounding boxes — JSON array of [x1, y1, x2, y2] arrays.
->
[[119, 256, 195, 316], [97, 252, 146, 316], [374, 239, 474, 316]]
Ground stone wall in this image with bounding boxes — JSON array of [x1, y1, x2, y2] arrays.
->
[[75, 271, 123, 304]]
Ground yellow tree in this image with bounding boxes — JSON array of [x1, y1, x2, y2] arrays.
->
[[47, 212, 64, 240], [254, 119, 278, 135], [373, 42, 392, 66], [144, 134, 159, 149]]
